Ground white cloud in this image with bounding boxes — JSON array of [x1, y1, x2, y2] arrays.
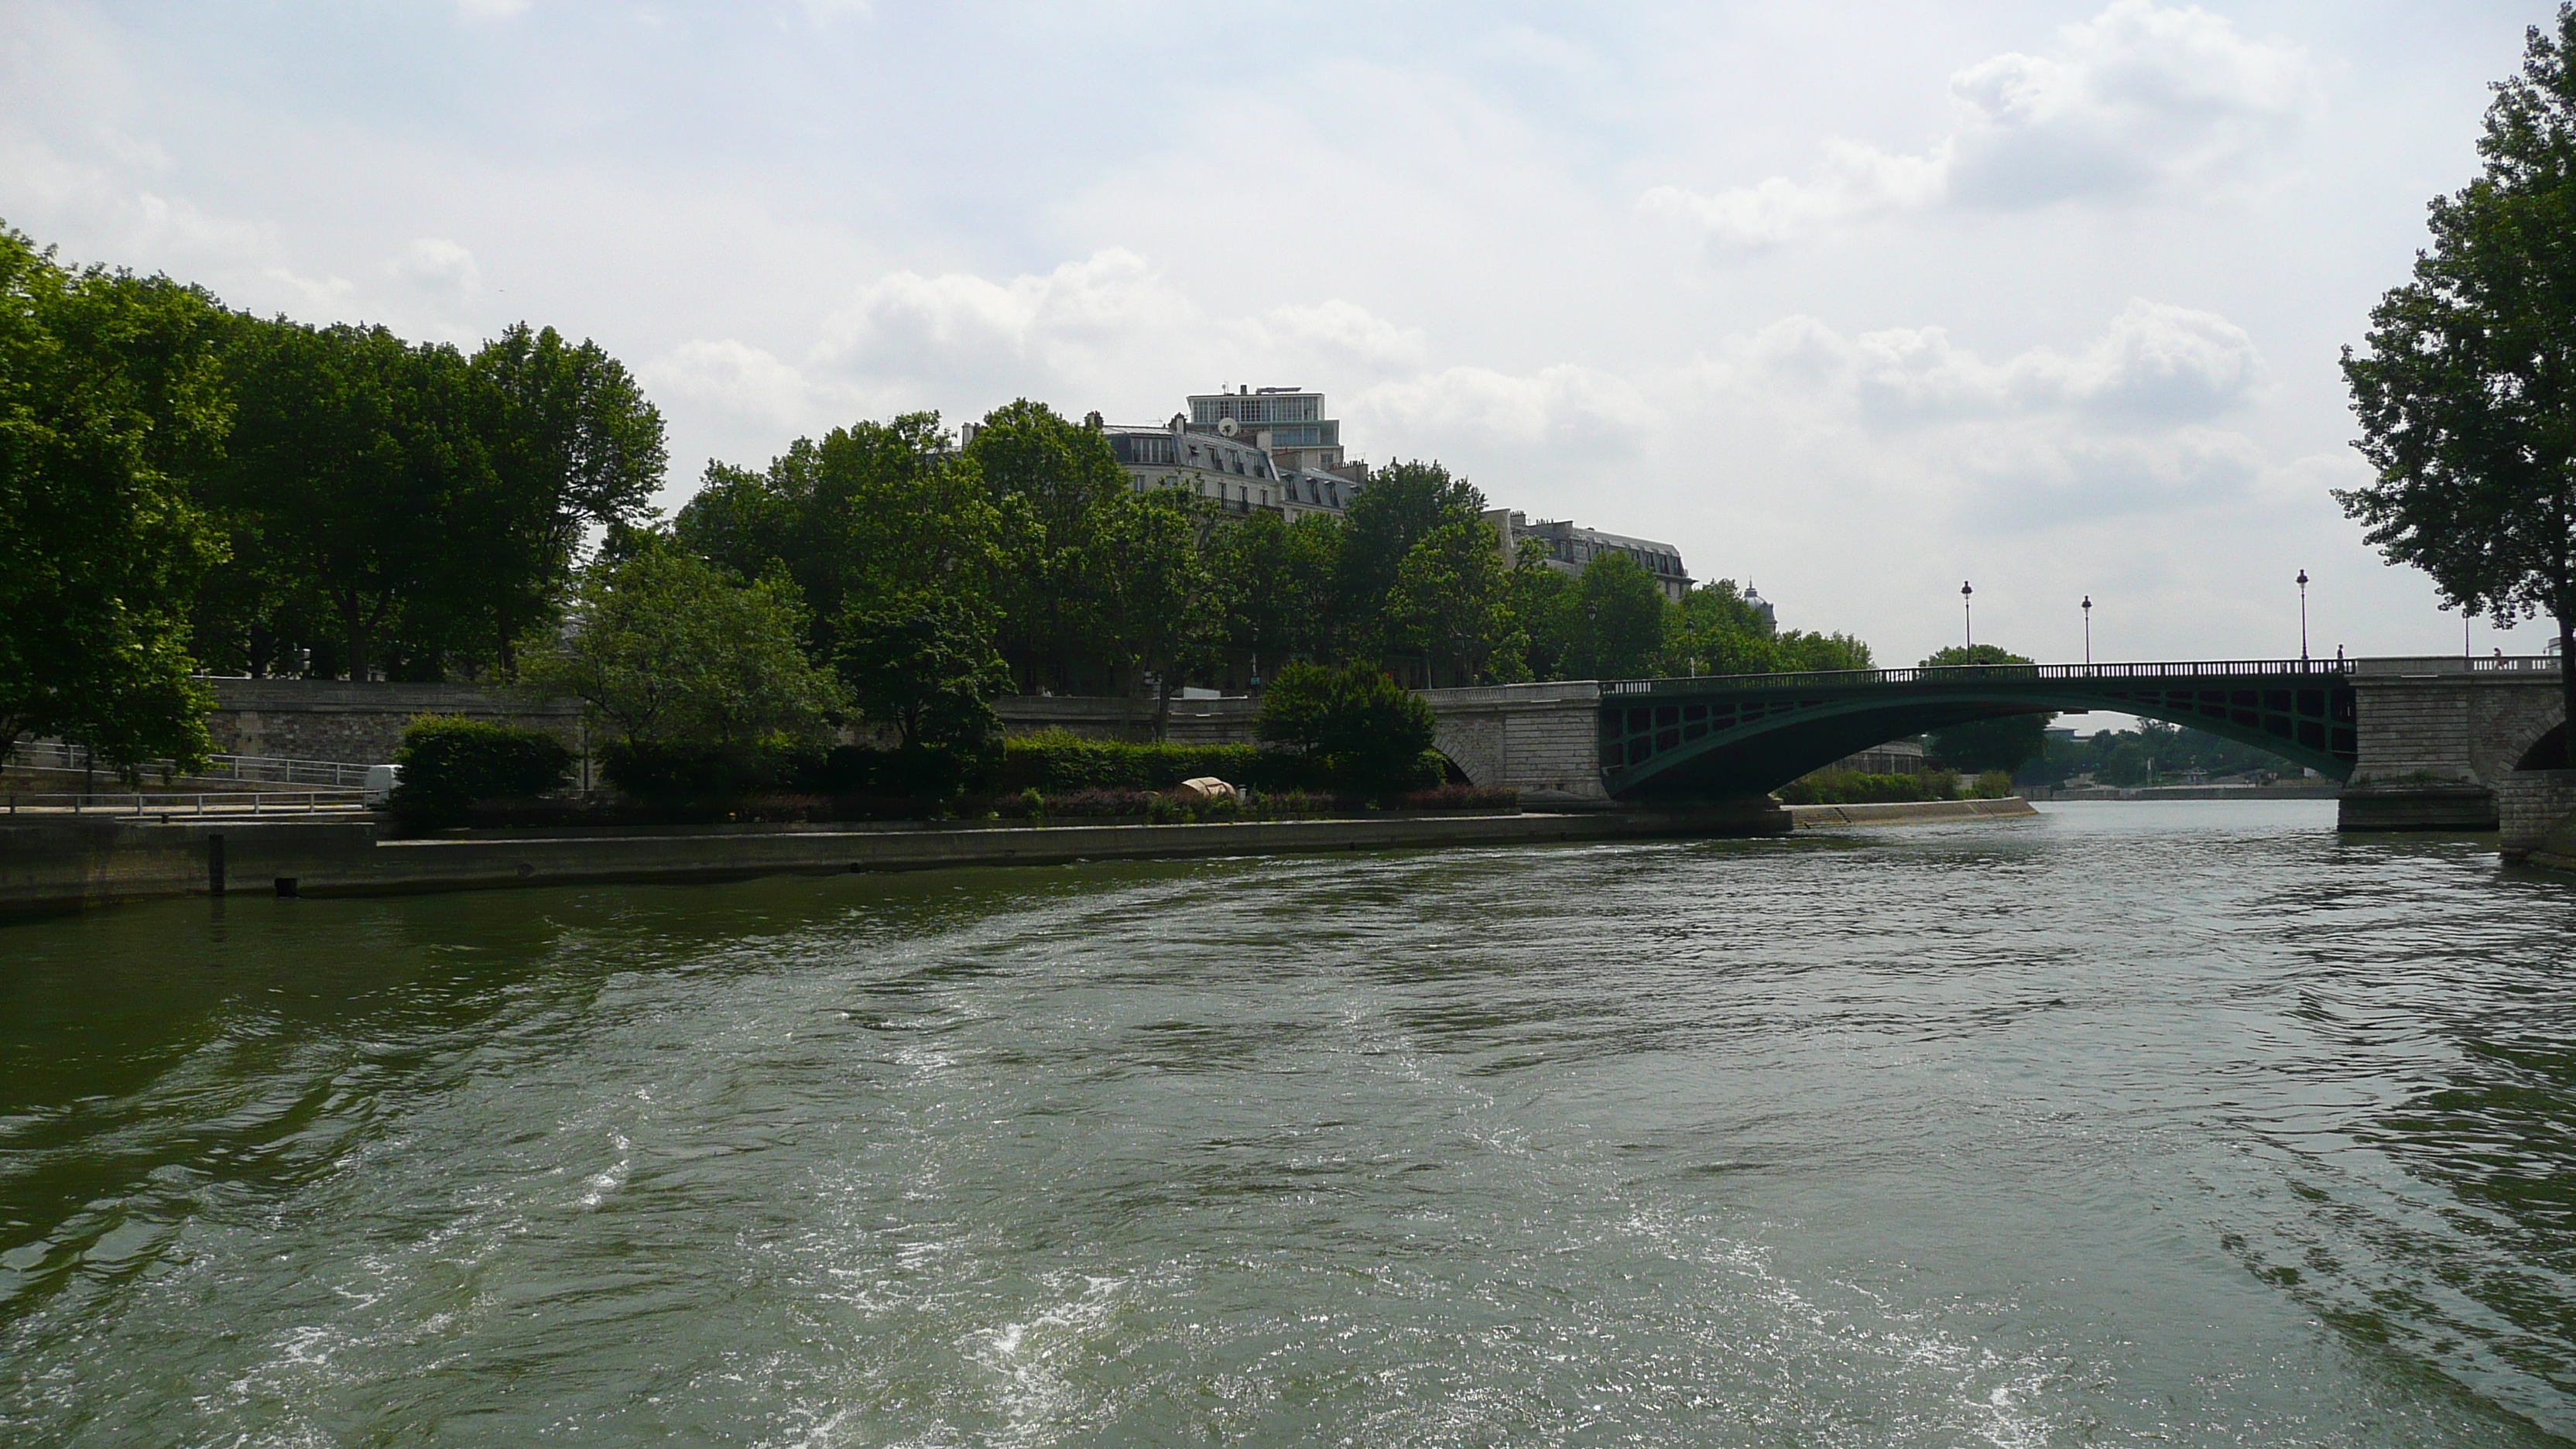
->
[[385, 236, 481, 294], [1643, 0, 2319, 247], [1851, 300, 2260, 423], [642, 338, 848, 433]]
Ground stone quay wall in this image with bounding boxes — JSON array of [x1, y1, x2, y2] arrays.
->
[[202, 679, 582, 765], [0, 803, 1791, 920]]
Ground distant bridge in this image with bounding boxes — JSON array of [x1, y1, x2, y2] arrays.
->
[[1423, 656, 2569, 839]]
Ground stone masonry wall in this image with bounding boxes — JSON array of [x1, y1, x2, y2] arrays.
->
[[2348, 671, 2561, 786], [203, 680, 583, 765], [1424, 682, 1608, 803]]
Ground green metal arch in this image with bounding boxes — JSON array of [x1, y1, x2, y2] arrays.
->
[[1603, 680, 2355, 800]]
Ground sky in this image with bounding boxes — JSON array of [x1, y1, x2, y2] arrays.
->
[[1, 0, 2556, 667]]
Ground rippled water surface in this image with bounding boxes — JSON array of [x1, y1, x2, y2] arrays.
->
[[5, 801, 2576, 1446]]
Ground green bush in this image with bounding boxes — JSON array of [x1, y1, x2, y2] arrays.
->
[[1971, 771, 2014, 799], [389, 715, 574, 827], [601, 739, 796, 797], [1776, 769, 1927, 805], [1256, 663, 1440, 804], [995, 731, 1312, 793]]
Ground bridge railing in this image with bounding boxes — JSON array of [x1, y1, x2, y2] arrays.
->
[[1601, 658, 2362, 695]]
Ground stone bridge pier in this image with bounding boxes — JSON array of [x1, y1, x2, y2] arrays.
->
[[1422, 682, 1613, 807], [2341, 658, 2568, 847]]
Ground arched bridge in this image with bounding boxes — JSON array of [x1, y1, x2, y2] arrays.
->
[[1423, 656, 2564, 834], [1598, 659, 2355, 800]]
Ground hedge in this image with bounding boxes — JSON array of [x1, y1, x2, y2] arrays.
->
[[389, 715, 573, 827], [996, 731, 1297, 793]]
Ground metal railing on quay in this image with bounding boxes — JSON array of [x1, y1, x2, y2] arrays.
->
[[5, 790, 368, 818], [1601, 658, 2365, 695], [3, 740, 376, 787]]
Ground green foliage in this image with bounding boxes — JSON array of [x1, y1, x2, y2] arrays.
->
[[388, 714, 573, 826], [1915, 645, 2050, 771], [2026, 719, 2303, 787], [1090, 489, 1223, 726], [1256, 661, 1441, 802], [675, 413, 1001, 666], [964, 400, 1128, 693], [2339, 6, 2576, 752], [838, 593, 1009, 752], [465, 322, 665, 670], [597, 738, 797, 798], [998, 731, 1269, 793], [1214, 510, 1344, 674], [1566, 552, 1669, 679], [0, 227, 228, 772], [1777, 770, 1960, 805], [522, 539, 846, 751], [1663, 578, 1873, 678], [202, 313, 662, 682]]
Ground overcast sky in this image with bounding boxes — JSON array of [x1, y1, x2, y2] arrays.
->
[[2, 0, 2554, 666]]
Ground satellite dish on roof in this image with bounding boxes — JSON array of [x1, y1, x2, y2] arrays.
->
[[1216, 416, 1238, 437]]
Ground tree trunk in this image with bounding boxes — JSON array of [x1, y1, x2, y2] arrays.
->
[[338, 594, 369, 683], [1153, 666, 1170, 743], [2560, 612, 2574, 769]]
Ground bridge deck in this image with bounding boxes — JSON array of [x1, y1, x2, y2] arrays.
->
[[1596, 658, 2377, 798]]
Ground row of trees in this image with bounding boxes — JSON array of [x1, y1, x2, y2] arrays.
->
[[4, 218, 1875, 778], [655, 401, 1872, 755], [1, 222, 663, 769]]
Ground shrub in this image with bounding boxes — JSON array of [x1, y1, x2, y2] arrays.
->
[[1255, 663, 1440, 804], [1971, 771, 2014, 799], [601, 739, 796, 797], [1398, 783, 1519, 811], [1776, 769, 1930, 805], [998, 731, 1276, 792], [389, 715, 573, 827]]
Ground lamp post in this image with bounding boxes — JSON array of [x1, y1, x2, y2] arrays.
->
[[2297, 569, 2310, 663], [1961, 581, 1975, 655], [2081, 595, 2092, 666]]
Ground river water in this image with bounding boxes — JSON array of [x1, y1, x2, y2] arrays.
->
[[2, 802, 2574, 1446]]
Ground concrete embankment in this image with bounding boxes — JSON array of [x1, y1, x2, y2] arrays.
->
[[1783, 797, 2039, 828], [2, 803, 1793, 920]]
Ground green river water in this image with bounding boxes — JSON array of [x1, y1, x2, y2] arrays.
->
[[3, 800, 2574, 1446]]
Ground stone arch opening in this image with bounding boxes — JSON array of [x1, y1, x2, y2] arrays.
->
[[2514, 723, 2567, 772]]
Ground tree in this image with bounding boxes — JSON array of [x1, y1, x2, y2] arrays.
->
[[523, 540, 844, 751], [1919, 644, 2049, 772], [1255, 661, 1440, 803], [1091, 490, 1221, 738], [2340, 6, 2576, 758], [1773, 629, 1874, 673], [1338, 459, 1488, 663], [1214, 509, 1342, 680], [838, 593, 1010, 752], [1567, 551, 1670, 680], [1509, 540, 1581, 680], [1385, 512, 1527, 686], [0, 228, 228, 769], [1667, 580, 1780, 676], [211, 318, 498, 680], [674, 413, 992, 665], [964, 400, 1126, 692], [468, 323, 665, 671]]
